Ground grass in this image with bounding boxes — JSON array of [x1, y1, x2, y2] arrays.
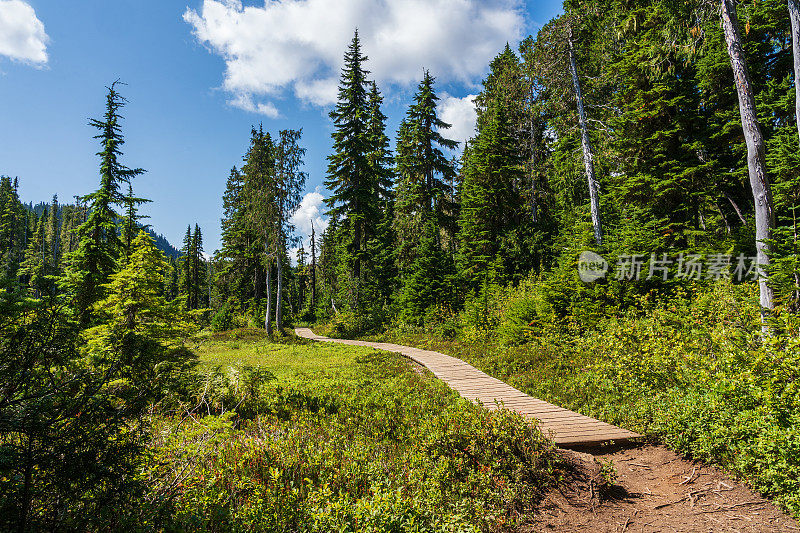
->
[[142, 328, 562, 531], [190, 328, 372, 382]]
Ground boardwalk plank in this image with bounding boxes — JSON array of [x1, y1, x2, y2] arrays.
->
[[295, 328, 641, 446]]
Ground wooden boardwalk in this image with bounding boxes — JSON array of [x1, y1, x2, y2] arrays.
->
[[295, 328, 641, 447]]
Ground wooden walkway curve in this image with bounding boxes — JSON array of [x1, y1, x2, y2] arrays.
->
[[295, 328, 641, 447]]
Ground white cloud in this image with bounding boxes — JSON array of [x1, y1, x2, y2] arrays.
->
[[0, 0, 48, 65], [288, 188, 329, 265], [438, 93, 477, 148], [184, 0, 523, 114], [290, 187, 329, 248], [229, 93, 281, 118]]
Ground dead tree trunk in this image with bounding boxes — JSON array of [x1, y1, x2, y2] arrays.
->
[[265, 260, 273, 335], [529, 87, 539, 224], [790, 0, 800, 141], [568, 27, 603, 246], [789, 0, 800, 308], [276, 251, 283, 332], [721, 0, 775, 317], [310, 221, 317, 315]]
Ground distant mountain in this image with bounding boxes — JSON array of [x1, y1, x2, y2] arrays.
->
[[26, 201, 181, 259], [148, 230, 181, 258]]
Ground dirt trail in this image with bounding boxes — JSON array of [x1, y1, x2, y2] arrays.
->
[[530, 445, 798, 532]]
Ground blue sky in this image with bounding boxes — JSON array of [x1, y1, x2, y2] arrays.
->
[[0, 0, 563, 253]]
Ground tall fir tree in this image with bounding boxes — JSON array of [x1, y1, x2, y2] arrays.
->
[[394, 72, 458, 273], [179, 225, 194, 309], [62, 82, 145, 326], [219, 165, 261, 304], [122, 183, 151, 260], [324, 30, 383, 310], [240, 126, 278, 331], [457, 99, 526, 289], [273, 129, 307, 331], [0, 176, 24, 277], [45, 195, 60, 275], [191, 224, 207, 309]]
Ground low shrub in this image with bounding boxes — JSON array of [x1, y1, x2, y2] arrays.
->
[[143, 351, 561, 531], [210, 302, 233, 332]]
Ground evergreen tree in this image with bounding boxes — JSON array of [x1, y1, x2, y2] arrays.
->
[[0, 176, 23, 276], [179, 225, 194, 309], [366, 81, 394, 206], [164, 255, 179, 301], [62, 82, 144, 326], [219, 165, 261, 304], [324, 31, 382, 309], [45, 195, 60, 274], [240, 126, 277, 330], [457, 100, 526, 288], [394, 72, 458, 273], [604, 2, 710, 255], [296, 244, 307, 313], [19, 211, 48, 296], [364, 82, 398, 305], [191, 224, 207, 308], [59, 205, 79, 263], [273, 129, 307, 331], [399, 220, 454, 323], [122, 183, 151, 260], [86, 230, 190, 349]]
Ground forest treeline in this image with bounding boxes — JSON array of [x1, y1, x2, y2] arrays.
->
[[215, 0, 800, 332], [4, 2, 799, 336]]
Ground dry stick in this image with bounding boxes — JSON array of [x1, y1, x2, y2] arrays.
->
[[621, 510, 637, 532], [678, 466, 698, 485]]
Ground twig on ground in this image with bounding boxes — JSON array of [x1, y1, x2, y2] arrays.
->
[[678, 466, 698, 485]]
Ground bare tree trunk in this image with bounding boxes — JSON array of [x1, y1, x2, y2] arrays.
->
[[311, 221, 317, 316], [265, 260, 272, 335], [568, 27, 603, 246], [276, 253, 283, 332], [791, 0, 800, 141], [529, 87, 538, 224], [721, 0, 775, 318], [789, 0, 800, 308]]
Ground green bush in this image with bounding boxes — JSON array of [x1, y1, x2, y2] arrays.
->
[[326, 310, 384, 338], [210, 302, 233, 332]]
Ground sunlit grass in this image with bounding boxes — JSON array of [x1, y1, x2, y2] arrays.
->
[[190, 328, 379, 382]]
